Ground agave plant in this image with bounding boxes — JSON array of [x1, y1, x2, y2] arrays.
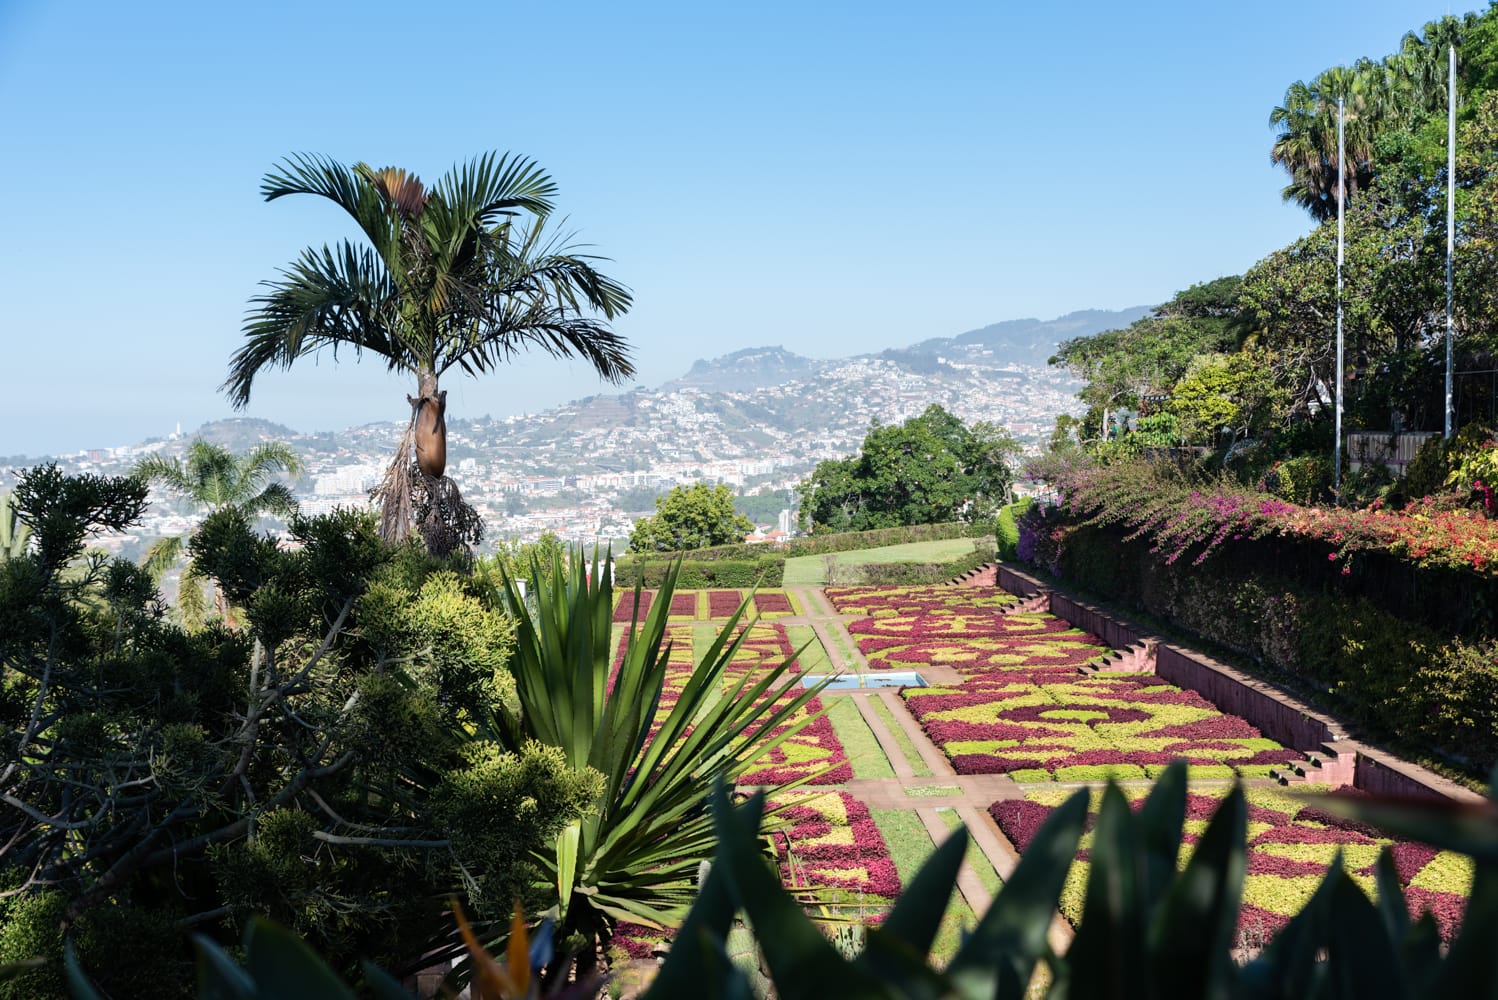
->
[[461, 547, 832, 973], [0, 490, 30, 560]]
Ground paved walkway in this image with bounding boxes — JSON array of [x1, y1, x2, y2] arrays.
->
[[784, 585, 1074, 949]]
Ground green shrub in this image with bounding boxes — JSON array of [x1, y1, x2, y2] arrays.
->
[[0, 890, 66, 1000], [1259, 453, 1332, 505], [995, 498, 1034, 560], [857, 549, 995, 586], [640, 521, 994, 563], [613, 556, 785, 588]]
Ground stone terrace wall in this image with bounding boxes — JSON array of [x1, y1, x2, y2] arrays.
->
[[994, 563, 1483, 803]]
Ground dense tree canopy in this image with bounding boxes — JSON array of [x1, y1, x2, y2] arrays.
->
[[798, 405, 1015, 532], [628, 483, 754, 553], [1053, 6, 1498, 451], [1050, 279, 1244, 440], [0, 465, 597, 997]]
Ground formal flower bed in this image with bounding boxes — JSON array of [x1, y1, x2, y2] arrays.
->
[[722, 623, 851, 785], [612, 588, 654, 623], [990, 784, 1471, 943], [750, 590, 799, 617], [615, 588, 803, 622], [611, 617, 853, 785], [826, 586, 1018, 617], [773, 790, 902, 901], [613, 789, 900, 962], [907, 673, 1286, 780], [708, 588, 744, 619], [832, 587, 1287, 780]]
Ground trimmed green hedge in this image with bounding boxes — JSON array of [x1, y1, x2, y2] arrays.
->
[[857, 550, 995, 586], [636, 521, 995, 563], [612, 557, 785, 588], [1032, 517, 1498, 773], [995, 498, 1034, 561]]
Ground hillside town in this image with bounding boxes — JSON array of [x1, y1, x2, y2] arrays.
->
[[2, 347, 1086, 555]]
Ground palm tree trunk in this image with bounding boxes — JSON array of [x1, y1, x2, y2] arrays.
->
[[410, 371, 447, 479]]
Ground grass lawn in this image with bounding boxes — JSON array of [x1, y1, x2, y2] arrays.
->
[[826, 697, 896, 779], [937, 807, 1004, 898], [783, 538, 990, 585], [786, 624, 834, 673], [866, 695, 934, 777], [871, 808, 974, 962]]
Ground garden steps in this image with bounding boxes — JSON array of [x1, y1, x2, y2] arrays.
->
[[999, 591, 1051, 615], [1269, 742, 1357, 788], [947, 562, 998, 587], [1076, 639, 1158, 675]]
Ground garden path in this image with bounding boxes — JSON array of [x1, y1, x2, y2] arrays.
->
[[785, 584, 1073, 950]]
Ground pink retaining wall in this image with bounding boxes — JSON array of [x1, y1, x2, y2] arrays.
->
[[1152, 645, 1337, 752]]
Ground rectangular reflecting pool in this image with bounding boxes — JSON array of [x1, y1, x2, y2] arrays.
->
[[801, 671, 927, 690]]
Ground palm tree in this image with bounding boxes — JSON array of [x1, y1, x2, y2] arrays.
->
[[1269, 65, 1383, 221], [221, 152, 634, 545], [133, 440, 301, 624]]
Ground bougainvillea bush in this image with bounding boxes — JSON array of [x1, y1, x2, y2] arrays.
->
[[1047, 458, 1498, 577], [990, 784, 1471, 943]]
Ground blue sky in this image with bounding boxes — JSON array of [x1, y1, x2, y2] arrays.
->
[[0, 0, 1476, 456]]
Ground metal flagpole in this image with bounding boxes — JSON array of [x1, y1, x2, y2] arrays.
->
[[1334, 97, 1345, 496], [1447, 44, 1457, 440]]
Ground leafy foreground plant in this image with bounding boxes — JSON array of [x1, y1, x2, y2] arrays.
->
[[53, 761, 1498, 998], [453, 549, 833, 978]]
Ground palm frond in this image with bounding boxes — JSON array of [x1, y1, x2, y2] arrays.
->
[[244, 482, 299, 520], [261, 153, 401, 262], [223, 241, 405, 408], [131, 455, 194, 498], [141, 534, 186, 582], [177, 558, 210, 629], [185, 440, 238, 507], [431, 152, 556, 232], [433, 220, 634, 384], [239, 442, 304, 486]]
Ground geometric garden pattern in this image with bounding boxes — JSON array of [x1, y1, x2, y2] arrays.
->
[[612, 583, 1471, 956]]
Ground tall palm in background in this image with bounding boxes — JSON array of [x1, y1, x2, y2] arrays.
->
[[1270, 14, 1475, 221], [1270, 65, 1383, 221], [133, 440, 301, 624], [222, 152, 634, 545]]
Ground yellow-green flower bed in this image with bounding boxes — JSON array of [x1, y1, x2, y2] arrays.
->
[[611, 622, 852, 785], [990, 784, 1471, 943]]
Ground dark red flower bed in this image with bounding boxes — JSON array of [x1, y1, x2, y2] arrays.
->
[[755, 592, 794, 615], [613, 589, 654, 623], [777, 792, 902, 899], [709, 589, 743, 618]]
